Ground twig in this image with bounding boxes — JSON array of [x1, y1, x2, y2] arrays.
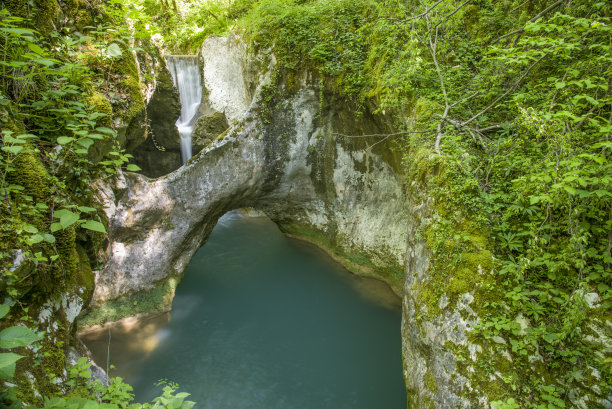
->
[[432, 0, 472, 32], [460, 53, 547, 128], [333, 131, 429, 138], [490, 0, 564, 45], [474, 123, 509, 133], [450, 91, 479, 108], [378, 0, 447, 24], [429, 21, 450, 154], [366, 134, 393, 151], [106, 324, 111, 385]]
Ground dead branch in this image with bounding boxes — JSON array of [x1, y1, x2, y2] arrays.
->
[[474, 124, 508, 133], [490, 0, 564, 45], [432, 0, 472, 32], [333, 131, 430, 138], [378, 0, 447, 24], [450, 91, 480, 108], [460, 53, 547, 128], [427, 18, 451, 154]]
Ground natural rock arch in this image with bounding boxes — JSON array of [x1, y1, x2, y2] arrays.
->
[[93, 84, 407, 304]]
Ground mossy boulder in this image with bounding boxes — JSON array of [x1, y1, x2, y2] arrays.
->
[[192, 111, 229, 151], [146, 68, 181, 148], [131, 63, 183, 178], [86, 93, 115, 163], [114, 50, 147, 154], [61, 0, 96, 31], [4, 0, 60, 34]]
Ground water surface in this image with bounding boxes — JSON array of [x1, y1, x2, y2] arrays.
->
[[82, 211, 406, 409]]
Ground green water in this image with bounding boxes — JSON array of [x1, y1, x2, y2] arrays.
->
[[85, 211, 406, 408]]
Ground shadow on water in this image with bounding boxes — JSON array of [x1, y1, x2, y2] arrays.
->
[[81, 211, 406, 409]]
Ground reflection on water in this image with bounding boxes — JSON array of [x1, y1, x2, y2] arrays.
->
[[81, 211, 406, 409], [79, 313, 171, 379]]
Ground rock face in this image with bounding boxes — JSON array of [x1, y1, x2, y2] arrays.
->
[[132, 61, 183, 178], [199, 34, 257, 124]]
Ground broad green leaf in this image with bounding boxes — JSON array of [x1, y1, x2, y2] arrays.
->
[[0, 352, 22, 379], [0, 326, 41, 348], [82, 400, 99, 409], [51, 222, 62, 233], [77, 206, 96, 213], [23, 225, 38, 234], [27, 43, 44, 55], [80, 220, 106, 233], [182, 401, 196, 409], [563, 185, 577, 195], [42, 233, 56, 244], [0, 305, 9, 319], [27, 234, 44, 244], [126, 164, 141, 172], [96, 127, 115, 136], [2, 146, 23, 154], [57, 136, 75, 145], [0, 27, 35, 36], [106, 43, 123, 59], [77, 137, 94, 149], [54, 209, 80, 229], [31, 57, 57, 67]]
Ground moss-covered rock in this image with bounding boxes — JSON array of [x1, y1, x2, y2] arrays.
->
[[87, 93, 113, 127], [4, 0, 60, 33], [192, 111, 229, 150], [113, 49, 147, 154], [78, 276, 179, 328], [146, 67, 181, 148], [85, 93, 115, 163], [131, 62, 183, 178]]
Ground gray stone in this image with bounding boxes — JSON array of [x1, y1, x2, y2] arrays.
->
[[132, 61, 183, 178]]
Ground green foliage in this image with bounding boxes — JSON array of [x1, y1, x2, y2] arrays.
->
[[0, 3, 159, 407], [117, 0, 240, 53], [0, 304, 42, 380], [240, 0, 372, 99], [388, 1, 611, 407], [36, 363, 196, 409]]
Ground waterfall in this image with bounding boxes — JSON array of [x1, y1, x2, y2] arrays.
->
[[167, 56, 202, 164]]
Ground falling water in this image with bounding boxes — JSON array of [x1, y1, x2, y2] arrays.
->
[[167, 56, 202, 164]]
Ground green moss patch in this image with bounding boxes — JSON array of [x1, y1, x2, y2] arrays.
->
[[77, 277, 179, 329]]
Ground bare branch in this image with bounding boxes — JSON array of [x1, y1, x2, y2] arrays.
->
[[432, 0, 472, 32], [474, 124, 508, 133], [378, 0, 447, 24], [333, 131, 429, 138], [460, 53, 547, 128], [490, 0, 564, 45], [427, 18, 451, 154], [450, 91, 480, 108]]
